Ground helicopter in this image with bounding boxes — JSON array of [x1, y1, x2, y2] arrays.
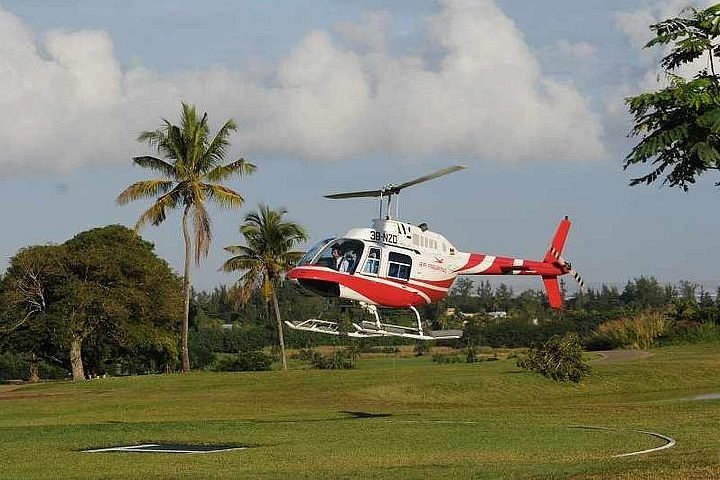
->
[[285, 165, 584, 340]]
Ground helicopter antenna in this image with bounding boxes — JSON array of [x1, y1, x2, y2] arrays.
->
[[324, 165, 467, 219]]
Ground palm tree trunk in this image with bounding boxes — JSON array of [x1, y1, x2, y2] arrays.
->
[[270, 286, 287, 371], [70, 334, 85, 381], [181, 206, 192, 373]]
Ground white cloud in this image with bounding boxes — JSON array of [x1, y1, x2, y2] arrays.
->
[[553, 40, 597, 62], [0, 0, 607, 177]]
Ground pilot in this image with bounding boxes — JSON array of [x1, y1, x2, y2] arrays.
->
[[331, 247, 343, 270]]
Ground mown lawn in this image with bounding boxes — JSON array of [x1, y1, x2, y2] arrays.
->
[[0, 343, 718, 479]]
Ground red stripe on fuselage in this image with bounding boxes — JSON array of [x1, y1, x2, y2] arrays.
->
[[287, 266, 446, 308]]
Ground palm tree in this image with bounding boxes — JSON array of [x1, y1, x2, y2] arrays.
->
[[117, 102, 255, 372], [222, 204, 307, 371]]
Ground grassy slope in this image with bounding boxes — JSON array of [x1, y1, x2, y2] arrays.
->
[[0, 344, 718, 479]]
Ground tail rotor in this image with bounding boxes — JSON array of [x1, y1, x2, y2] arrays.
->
[[548, 245, 585, 290]]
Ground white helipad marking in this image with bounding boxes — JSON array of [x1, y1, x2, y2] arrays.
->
[[612, 430, 676, 458], [573, 426, 676, 458], [83, 444, 247, 454]]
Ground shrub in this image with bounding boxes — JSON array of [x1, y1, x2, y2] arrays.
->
[[663, 321, 720, 344], [590, 311, 667, 349], [291, 348, 318, 362], [211, 351, 272, 372], [413, 341, 431, 356], [432, 352, 463, 364], [0, 353, 66, 381], [465, 346, 477, 363], [517, 333, 590, 383], [309, 348, 358, 370]]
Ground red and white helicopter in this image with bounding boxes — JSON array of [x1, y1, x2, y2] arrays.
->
[[286, 166, 583, 340]]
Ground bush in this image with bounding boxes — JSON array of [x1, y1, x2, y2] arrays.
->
[[517, 333, 590, 383], [432, 352, 463, 364], [0, 353, 67, 381], [662, 321, 720, 344], [308, 348, 358, 370], [589, 311, 667, 349], [413, 341, 431, 356], [210, 351, 272, 372], [0, 352, 31, 381], [291, 348, 318, 362]]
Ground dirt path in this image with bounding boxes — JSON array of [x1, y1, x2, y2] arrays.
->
[[0, 384, 27, 396], [591, 350, 653, 363]]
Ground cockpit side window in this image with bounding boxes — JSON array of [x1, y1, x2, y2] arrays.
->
[[387, 251, 412, 281], [362, 247, 381, 275]]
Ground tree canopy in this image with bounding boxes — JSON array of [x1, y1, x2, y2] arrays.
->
[[624, 4, 720, 189], [0, 225, 182, 380]]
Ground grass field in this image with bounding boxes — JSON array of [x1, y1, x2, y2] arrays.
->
[[1, 343, 719, 479]]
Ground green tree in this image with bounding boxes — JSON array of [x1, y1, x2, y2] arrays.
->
[[624, 4, 720, 189], [0, 226, 182, 380], [0, 245, 68, 381], [222, 204, 307, 371], [117, 103, 255, 372], [620, 276, 671, 309]]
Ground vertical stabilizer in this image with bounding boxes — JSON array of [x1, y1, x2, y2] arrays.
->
[[544, 216, 571, 263]]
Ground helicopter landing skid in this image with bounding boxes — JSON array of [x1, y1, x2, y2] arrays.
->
[[352, 321, 463, 340], [284, 319, 384, 338], [285, 305, 463, 341]]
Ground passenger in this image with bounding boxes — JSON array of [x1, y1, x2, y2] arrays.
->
[[339, 251, 355, 273]]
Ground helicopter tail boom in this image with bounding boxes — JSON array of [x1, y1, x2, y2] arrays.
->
[[454, 216, 582, 309]]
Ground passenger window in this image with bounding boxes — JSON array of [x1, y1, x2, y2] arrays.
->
[[387, 252, 412, 280], [363, 248, 381, 275]]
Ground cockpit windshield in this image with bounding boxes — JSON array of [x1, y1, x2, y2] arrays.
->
[[298, 237, 336, 266]]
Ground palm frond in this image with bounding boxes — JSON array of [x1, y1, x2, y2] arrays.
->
[[116, 179, 174, 205], [132, 156, 177, 178], [222, 254, 261, 272], [200, 119, 238, 171], [206, 158, 256, 182], [137, 129, 164, 150], [166, 125, 188, 175], [224, 244, 258, 257], [202, 183, 244, 209], [236, 266, 265, 305]]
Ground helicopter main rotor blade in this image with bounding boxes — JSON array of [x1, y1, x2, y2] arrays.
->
[[324, 165, 467, 199], [324, 189, 383, 199], [391, 165, 467, 194]]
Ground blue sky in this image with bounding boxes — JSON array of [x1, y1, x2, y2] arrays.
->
[[0, 0, 718, 293]]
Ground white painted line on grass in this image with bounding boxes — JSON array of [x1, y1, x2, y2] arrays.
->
[[83, 444, 248, 454], [612, 430, 676, 458], [572, 426, 676, 458]]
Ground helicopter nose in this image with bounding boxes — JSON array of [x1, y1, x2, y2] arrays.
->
[[287, 267, 340, 297]]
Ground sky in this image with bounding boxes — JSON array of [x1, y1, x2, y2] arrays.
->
[[0, 0, 718, 294]]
